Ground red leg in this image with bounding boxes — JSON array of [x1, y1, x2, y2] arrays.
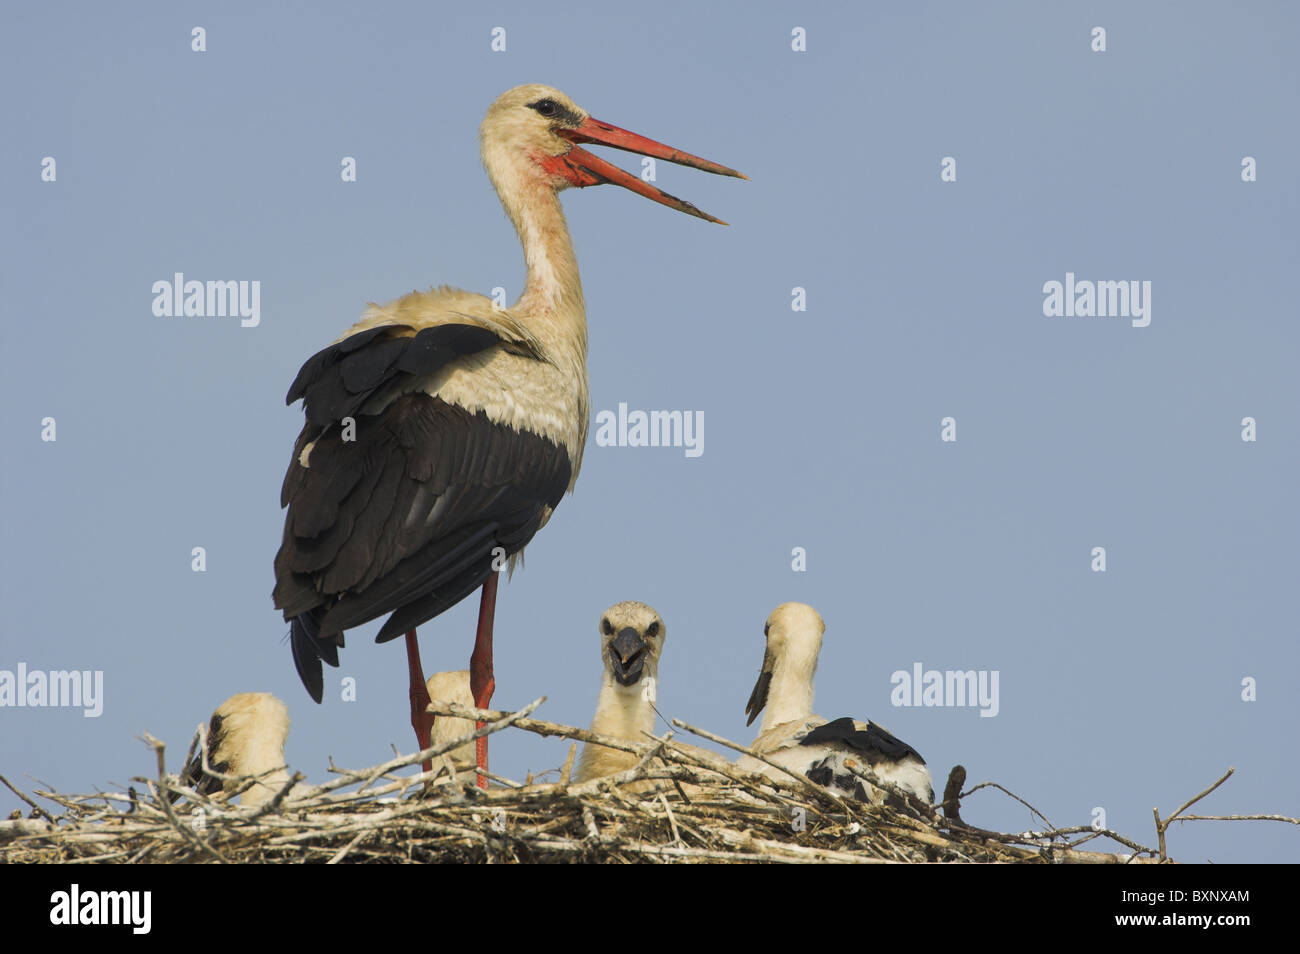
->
[[405, 629, 433, 775], [468, 572, 499, 789]]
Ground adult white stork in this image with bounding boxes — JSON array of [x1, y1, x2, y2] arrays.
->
[[272, 85, 742, 786], [738, 603, 934, 807]]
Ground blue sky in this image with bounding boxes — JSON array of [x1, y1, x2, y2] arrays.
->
[[2, 1, 1297, 862]]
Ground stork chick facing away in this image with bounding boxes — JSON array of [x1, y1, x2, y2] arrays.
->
[[738, 603, 934, 808], [424, 670, 478, 788], [175, 692, 293, 809], [271, 85, 744, 786]]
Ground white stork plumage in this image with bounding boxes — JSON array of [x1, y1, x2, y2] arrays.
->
[[177, 692, 293, 808], [738, 603, 935, 807], [272, 85, 742, 785]]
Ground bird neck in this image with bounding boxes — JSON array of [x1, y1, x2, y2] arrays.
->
[[500, 179, 588, 359], [589, 674, 656, 742], [760, 653, 817, 733], [222, 731, 289, 807], [239, 765, 290, 809]]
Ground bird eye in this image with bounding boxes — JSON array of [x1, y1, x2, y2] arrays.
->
[[531, 98, 558, 117], [646, 621, 660, 638], [764, 622, 770, 637], [601, 618, 613, 636]]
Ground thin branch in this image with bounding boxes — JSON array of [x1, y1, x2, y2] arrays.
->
[[559, 743, 578, 787], [962, 780, 1056, 832], [1153, 767, 1236, 862], [1173, 813, 1300, 825], [0, 774, 56, 824], [1164, 768, 1235, 827]]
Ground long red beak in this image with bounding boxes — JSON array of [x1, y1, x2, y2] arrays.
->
[[547, 117, 745, 225]]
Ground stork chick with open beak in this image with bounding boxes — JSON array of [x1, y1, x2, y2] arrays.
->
[[575, 601, 726, 787], [576, 601, 666, 784], [273, 85, 744, 787]]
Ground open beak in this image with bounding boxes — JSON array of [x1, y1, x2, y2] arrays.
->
[[744, 650, 774, 726], [552, 117, 745, 224], [608, 627, 649, 686]]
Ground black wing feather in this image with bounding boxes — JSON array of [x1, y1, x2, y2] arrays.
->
[[273, 322, 571, 702], [288, 323, 501, 427], [799, 716, 926, 765], [290, 618, 326, 703], [172, 712, 229, 802]]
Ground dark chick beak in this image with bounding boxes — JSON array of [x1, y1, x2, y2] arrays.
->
[[172, 751, 204, 804], [744, 651, 774, 726], [553, 116, 745, 224], [609, 627, 649, 686]]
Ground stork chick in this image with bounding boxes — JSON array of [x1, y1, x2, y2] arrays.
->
[[738, 603, 934, 807], [575, 602, 724, 786], [177, 692, 292, 809], [576, 602, 665, 783], [424, 670, 478, 786]]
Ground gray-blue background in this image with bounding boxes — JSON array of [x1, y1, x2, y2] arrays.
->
[[3, 1, 1296, 862]]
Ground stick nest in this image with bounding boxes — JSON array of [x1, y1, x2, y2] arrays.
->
[[4, 697, 1278, 864]]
